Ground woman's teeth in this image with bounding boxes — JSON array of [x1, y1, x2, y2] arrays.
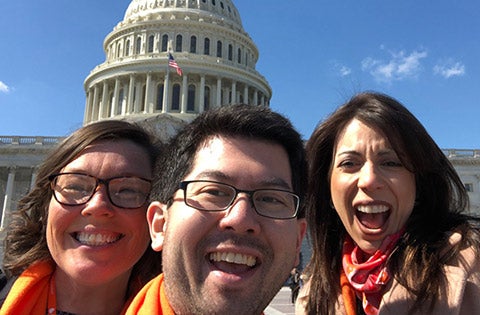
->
[[75, 232, 122, 246], [357, 204, 389, 214]]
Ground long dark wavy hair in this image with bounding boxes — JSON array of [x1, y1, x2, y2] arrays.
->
[[303, 92, 480, 314], [2, 119, 163, 299]]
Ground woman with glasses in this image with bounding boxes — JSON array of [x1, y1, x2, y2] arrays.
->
[[0, 120, 162, 315]]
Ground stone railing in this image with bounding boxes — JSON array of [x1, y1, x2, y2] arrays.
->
[[443, 149, 480, 159], [0, 136, 64, 146]]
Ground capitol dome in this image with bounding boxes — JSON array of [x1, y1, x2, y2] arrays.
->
[[83, 0, 271, 140], [123, 0, 244, 31]]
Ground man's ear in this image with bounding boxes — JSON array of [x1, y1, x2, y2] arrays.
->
[[295, 218, 307, 267], [147, 201, 168, 251]]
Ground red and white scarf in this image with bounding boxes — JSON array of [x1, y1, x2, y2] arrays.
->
[[342, 230, 403, 315]]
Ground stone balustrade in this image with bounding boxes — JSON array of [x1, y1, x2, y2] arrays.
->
[[0, 136, 64, 146]]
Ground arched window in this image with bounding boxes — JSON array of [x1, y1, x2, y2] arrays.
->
[[133, 86, 137, 111], [117, 43, 122, 58], [204, 86, 210, 110], [216, 41, 222, 58], [161, 35, 168, 52], [108, 93, 114, 117], [156, 84, 164, 111], [117, 89, 124, 115], [172, 84, 181, 111], [204, 38, 210, 55], [228, 44, 233, 61], [141, 85, 146, 111], [176, 35, 183, 52], [190, 36, 197, 53], [148, 35, 155, 53], [125, 40, 130, 56], [187, 84, 196, 111], [136, 37, 142, 54], [237, 48, 242, 63]]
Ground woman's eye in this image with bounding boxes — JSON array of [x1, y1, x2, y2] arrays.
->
[[338, 160, 357, 168], [63, 184, 88, 193], [383, 160, 403, 167]]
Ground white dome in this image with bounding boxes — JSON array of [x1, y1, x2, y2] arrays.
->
[[84, 0, 271, 129], [123, 0, 244, 33]]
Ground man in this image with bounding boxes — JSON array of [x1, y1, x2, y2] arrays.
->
[[127, 104, 307, 315]]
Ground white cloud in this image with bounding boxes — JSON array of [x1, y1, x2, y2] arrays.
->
[[0, 81, 10, 93], [331, 61, 352, 77], [361, 49, 428, 83], [433, 60, 465, 78], [339, 65, 352, 76]]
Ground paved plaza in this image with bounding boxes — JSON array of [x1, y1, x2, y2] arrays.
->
[[264, 286, 295, 315]]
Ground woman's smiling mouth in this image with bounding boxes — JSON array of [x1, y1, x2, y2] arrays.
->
[[355, 204, 390, 229], [73, 232, 124, 246]]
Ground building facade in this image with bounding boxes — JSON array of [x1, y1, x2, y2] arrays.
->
[[1, 0, 479, 265]]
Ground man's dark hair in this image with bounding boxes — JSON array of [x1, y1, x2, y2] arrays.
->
[[151, 104, 307, 218]]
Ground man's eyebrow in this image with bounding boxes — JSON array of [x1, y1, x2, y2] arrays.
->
[[193, 170, 230, 181], [192, 171, 293, 190]]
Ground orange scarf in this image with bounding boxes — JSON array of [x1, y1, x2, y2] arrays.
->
[[342, 230, 403, 315], [0, 260, 55, 315], [341, 270, 357, 315], [125, 273, 174, 315]]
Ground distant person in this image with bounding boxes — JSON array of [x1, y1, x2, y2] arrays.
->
[[126, 104, 307, 314], [290, 267, 302, 304], [296, 92, 480, 314], [0, 120, 163, 315]]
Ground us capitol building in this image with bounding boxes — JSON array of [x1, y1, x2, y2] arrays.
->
[[1, 0, 479, 239]]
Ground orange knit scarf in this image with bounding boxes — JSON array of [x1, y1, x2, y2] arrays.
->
[[0, 260, 55, 315], [125, 273, 174, 315]]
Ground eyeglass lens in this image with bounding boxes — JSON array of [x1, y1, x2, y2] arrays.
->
[[184, 181, 298, 219], [51, 173, 151, 209]]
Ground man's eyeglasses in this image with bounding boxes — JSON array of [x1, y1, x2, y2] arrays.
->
[[49, 173, 152, 209], [178, 180, 300, 219]]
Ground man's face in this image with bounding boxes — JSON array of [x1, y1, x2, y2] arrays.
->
[[148, 136, 306, 315]]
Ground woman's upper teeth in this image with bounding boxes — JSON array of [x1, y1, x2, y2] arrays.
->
[[75, 232, 121, 246], [357, 204, 389, 214]]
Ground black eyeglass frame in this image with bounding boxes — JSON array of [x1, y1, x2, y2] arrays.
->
[[49, 172, 152, 209], [178, 180, 300, 220]]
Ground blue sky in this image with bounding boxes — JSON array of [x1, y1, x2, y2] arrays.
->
[[1, 0, 478, 149]]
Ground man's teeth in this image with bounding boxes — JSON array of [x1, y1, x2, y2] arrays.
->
[[75, 232, 121, 246], [357, 204, 389, 214], [210, 252, 256, 267]]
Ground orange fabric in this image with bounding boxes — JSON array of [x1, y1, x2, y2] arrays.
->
[[0, 260, 55, 315], [126, 273, 266, 315], [126, 273, 174, 315], [341, 270, 357, 315]]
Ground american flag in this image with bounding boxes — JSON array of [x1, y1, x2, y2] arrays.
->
[[168, 53, 183, 76]]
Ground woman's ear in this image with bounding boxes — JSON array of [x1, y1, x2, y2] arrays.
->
[[147, 201, 168, 251]]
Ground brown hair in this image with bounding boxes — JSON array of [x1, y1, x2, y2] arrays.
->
[[303, 92, 480, 314], [2, 119, 163, 298]]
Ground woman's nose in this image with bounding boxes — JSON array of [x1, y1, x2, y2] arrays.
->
[[81, 185, 115, 217], [357, 162, 384, 191]]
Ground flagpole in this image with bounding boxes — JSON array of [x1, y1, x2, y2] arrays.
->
[[163, 51, 170, 112]]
